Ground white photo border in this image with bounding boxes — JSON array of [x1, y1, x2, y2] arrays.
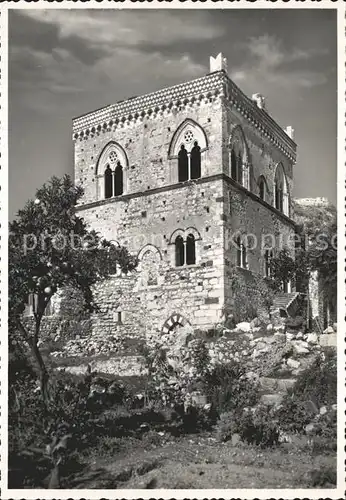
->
[[1, 1, 345, 498]]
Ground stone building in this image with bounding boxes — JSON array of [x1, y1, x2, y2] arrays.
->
[[71, 53, 297, 339]]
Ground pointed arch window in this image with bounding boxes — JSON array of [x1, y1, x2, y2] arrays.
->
[[96, 142, 128, 201], [274, 164, 289, 216], [229, 126, 250, 189], [169, 120, 208, 182]]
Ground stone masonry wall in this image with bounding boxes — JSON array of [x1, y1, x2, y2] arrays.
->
[[74, 98, 223, 206], [78, 178, 226, 336]]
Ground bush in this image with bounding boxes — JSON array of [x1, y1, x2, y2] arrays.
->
[[286, 351, 337, 407], [275, 399, 317, 434], [285, 315, 306, 331], [215, 405, 280, 448], [204, 361, 260, 415]]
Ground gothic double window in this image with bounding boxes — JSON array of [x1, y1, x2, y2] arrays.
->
[[274, 164, 289, 216], [264, 248, 273, 277], [175, 234, 196, 266], [169, 120, 207, 183], [96, 143, 127, 200], [229, 126, 250, 190], [258, 175, 267, 201]]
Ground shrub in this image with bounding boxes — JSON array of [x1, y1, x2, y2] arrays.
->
[[285, 315, 306, 331], [275, 399, 316, 434], [215, 405, 280, 448], [204, 361, 260, 415], [286, 351, 337, 407]]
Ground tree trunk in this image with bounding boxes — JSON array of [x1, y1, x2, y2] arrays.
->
[[17, 320, 50, 405]]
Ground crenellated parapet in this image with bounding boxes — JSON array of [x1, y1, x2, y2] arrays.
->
[[72, 68, 296, 163]]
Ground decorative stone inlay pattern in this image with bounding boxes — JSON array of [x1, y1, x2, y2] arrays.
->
[[73, 71, 296, 162]]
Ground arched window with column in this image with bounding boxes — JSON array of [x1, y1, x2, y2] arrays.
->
[[274, 164, 289, 216], [168, 119, 208, 182], [96, 142, 128, 201], [229, 125, 250, 190]]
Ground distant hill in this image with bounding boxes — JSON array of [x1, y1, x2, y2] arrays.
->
[[294, 197, 337, 236]]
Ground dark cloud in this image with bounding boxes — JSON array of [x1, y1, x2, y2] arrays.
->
[[9, 10, 109, 66]]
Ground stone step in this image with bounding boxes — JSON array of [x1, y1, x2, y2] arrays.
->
[[260, 393, 283, 406], [259, 377, 297, 393]]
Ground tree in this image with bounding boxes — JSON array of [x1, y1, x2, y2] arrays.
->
[[308, 219, 337, 304], [268, 247, 309, 293], [9, 175, 137, 402]]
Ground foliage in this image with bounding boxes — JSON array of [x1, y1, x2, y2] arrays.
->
[[275, 399, 316, 434], [286, 350, 337, 407], [269, 247, 309, 293], [9, 175, 137, 400], [204, 361, 260, 415], [284, 315, 306, 331], [216, 405, 280, 448]]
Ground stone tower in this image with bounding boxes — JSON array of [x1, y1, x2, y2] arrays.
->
[[72, 53, 297, 339]]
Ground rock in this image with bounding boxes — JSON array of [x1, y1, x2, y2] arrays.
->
[[319, 333, 337, 347], [274, 332, 285, 340], [274, 324, 285, 333], [294, 344, 310, 356], [331, 403, 337, 411], [306, 333, 319, 344], [287, 358, 300, 369], [231, 433, 241, 446], [266, 324, 273, 332], [176, 325, 193, 346], [296, 332, 304, 340], [333, 322, 337, 332], [252, 326, 262, 334], [243, 332, 254, 340], [250, 317, 260, 329], [305, 423, 316, 434], [319, 406, 328, 415], [323, 326, 334, 334], [235, 322, 251, 333], [260, 394, 283, 406], [286, 332, 295, 341]]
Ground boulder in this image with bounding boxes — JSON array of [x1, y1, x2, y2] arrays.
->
[[294, 344, 310, 356], [287, 358, 300, 369], [323, 326, 334, 334], [286, 332, 296, 341], [306, 333, 319, 344], [235, 322, 251, 333], [296, 332, 304, 340], [266, 324, 273, 332]]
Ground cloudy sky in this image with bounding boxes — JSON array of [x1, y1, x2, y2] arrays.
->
[[9, 8, 337, 218]]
